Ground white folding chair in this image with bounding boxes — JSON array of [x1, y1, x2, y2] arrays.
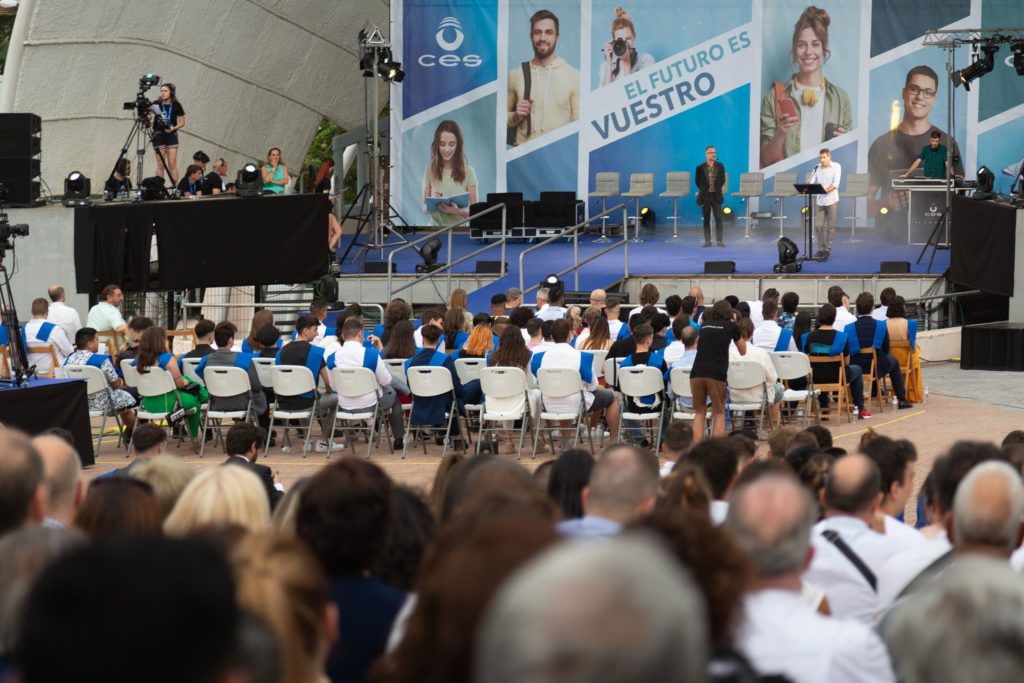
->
[[383, 357, 412, 424], [120, 358, 140, 388], [134, 366, 198, 452], [668, 367, 711, 431], [770, 351, 820, 426], [404, 365, 466, 459], [617, 365, 666, 453], [590, 349, 609, 382], [252, 357, 275, 388], [329, 366, 390, 459], [200, 366, 254, 457], [533, 367, 594, 459], [476, 367, 533, 459], [266, 365, 319, 458], [726, 360, 772, 439], [181, 357, 205, 385], [602, 356, 623, 389], [63, 364, 127, 456], [455, 357, 486, 438]]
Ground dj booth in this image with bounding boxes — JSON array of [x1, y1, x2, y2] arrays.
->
[[74, 194, 331, 295]]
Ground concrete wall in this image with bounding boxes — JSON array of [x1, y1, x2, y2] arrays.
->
[[1, 0, 389, 191]]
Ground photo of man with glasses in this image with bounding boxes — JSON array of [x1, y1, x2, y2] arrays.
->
[[867, 64, 962, 237]]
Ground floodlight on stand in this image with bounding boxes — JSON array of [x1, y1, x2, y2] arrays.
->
[[416, 237, 444, 273], [63, 171, 91, 207], [639, 205, 655, 226], [236, 163, 262, 197]]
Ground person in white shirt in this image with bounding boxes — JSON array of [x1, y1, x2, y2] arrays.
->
[[805, 454, 905, 624], [752, 299, 797, 352], [627, 283, 666, 320], [531, 319, 619, 442], [535, 290, 567, 321], [743, 288, 777, 329], [686, 437, 738, 525], [412, 308, 446, 353], [85, 284, 128, 335], [605, 295, 625, 339], [861, 436, 925, 547], [534, 287, 548, 312], [328, 317, 410, 449], [666, 325, 699, 409], [663, 316, 691, 366], [810, 148, 841, 260], [524, 318, 551, 352], [24, 298, 73, 374], [45, 285, 82, 345], [727, 470, 896, 683], [729, 318, 783, 425], [872, 287, 896, 322], [658, 420, 693, 477], [828, 287, 857, 330]]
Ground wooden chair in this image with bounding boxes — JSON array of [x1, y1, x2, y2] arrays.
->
[[0, 345, 9, 378], [859, 347, 885, 413], [808, 355, 851, 423], [887, 339, 915, 403], [26, 345, 60, 378], [167, 329, 198, 355], [96, 329, 125, 355]]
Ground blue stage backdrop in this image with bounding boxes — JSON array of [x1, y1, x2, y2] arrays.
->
[[391, 0, 1024, 232]]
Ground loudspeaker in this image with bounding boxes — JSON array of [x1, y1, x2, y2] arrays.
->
[[0, 158, 40, 182], [476, 260, 508, 274], [0, 114, 42, 206], [364, 262, 396, 274], [879, 261, 910, 274], [704, 260, 736, 274]]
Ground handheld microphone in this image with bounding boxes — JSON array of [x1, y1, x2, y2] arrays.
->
[[812, 164, 820, 169]]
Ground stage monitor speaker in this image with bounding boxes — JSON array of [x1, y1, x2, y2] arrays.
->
[[704, 260, 736, 274], [879, 261, 910, 274], [364, 262, 396, 274], [476, 260, 508, 274]]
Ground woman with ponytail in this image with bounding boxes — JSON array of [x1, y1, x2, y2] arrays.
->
[[599, 6, 655, 86]]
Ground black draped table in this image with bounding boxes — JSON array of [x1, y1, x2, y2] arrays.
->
[[0, 377, 96, 466], [950, 195, 1017, 297], [74, 194, 331, 295]]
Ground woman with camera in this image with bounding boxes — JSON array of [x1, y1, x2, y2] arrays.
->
[[151, 83, 185, 186], [599, 6, 655, 86], [261, 147, 291, 195], [759, 5, 852, 167]]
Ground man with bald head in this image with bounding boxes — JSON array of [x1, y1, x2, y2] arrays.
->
[[804, 453, 905, 623], [32, 435, 83, 528], [557, 443, 659, 538], [589, 288, 607, 309], [46, 285, 82, 344], [728, 470, 896, 682], [688, 286, 706, 323]]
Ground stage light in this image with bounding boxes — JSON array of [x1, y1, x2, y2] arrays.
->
[[377, 60, 405, 83], [952, 43, 999, 91], [722, 206, 732, 215], [880, 206, 889, 215], [1012, 41, 1024, 76], [63, 171, 91, 207], [976, 165, 995, 196], [639, 205, 655, 226], [236, 163, 262, 197], [417, 237, 444, 272], [800, 206, 808, 214], [773, 236, 802, 273]]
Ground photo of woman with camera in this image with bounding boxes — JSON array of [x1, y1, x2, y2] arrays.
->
[[759, 5, 852, 167], [599, 6, 654, 86], [151, 82, 185, 186], [422, 119, 478, 226]]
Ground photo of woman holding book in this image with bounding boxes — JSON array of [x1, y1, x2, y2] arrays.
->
[[759, 4, 853, 167], [423, 119, 478, 226]]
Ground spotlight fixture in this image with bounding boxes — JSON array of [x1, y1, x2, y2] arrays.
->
[[773, 236, 802, 273], [377, 60, 405, 83], [976, 165, 995, 198], [63, 171, 91, 207], [879, 206, 889, 215], [416, 237, 444, 273], [236, 163, 262, 197], [639, 205, 655, 226], [952, 43, 1000, 91], [1012, 41, 1024, 77], [722, 206, 733, 215]]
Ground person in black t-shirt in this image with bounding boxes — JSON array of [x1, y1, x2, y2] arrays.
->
[[104, 158, 133, 198], [690, 300, 746, 442], [802, 303, 869, 419], [182, 320, 215, 360], [276, 315, 342, 453], [178, 164, 205, 197], [151, 82, 186, 186], [203, 158, 229, 195]]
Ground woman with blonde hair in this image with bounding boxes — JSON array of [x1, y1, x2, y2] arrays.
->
[[578, 314, 613, 353], [164, 466, 271, 535], [599, 6, 655, 85], [447, 288, 474, 331], [232, 532, 337, 683]]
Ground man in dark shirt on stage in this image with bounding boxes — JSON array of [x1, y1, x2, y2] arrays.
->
[[689, 300, 744, 442], [695, 145, 727, 247], [203, 157, 229, 195]]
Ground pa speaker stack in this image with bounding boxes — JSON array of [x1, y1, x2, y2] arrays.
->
[[0, 114, 42, 206]]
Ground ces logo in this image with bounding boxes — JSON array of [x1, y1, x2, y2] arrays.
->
[[418, 17, 482, 68]]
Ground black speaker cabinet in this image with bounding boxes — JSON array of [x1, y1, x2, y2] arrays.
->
[[364, 262, 396, 274], [879, 261, 911, 274], [0, 113, 42, 206], [704, 260, 736, 274], [476, 260, 508, 274]]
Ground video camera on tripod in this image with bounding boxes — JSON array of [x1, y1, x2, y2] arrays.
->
[[122, 73, 167, 131], [0, 184, 29, 256]]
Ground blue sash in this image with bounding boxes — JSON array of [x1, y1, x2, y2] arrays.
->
[[65, 352, 110, 370], [800, 332, 808, 352], [404, 349, 447, 374], [372, 323, 385, 338], [131, 352, 173, 371], [33, 321, 56, 343], [908, 319, 917, 350], [0, 326, 7, 345], [451, 331, 469, 351], [871, 320, 887, 350], [530, 352, 545, 377], [774, 328, 794, 352], [830, 332, 848, 356], [665, 327, 675, 343], [616, 323, 630, 340], [275, 345, 324, 399]]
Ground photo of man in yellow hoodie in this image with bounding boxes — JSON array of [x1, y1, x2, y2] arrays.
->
[[507, 9, 580, 147]]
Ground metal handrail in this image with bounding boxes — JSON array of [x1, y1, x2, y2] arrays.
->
[[386, 203, 507, 300], [518, 203, 629, 296]]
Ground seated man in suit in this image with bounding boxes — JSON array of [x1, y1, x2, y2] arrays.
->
[[405, 324, 464, 445], [222, 422, 282, 510], [846, 292, 912, 410], [195, 322, 270, 433]]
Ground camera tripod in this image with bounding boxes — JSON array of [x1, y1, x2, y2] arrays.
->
[[110, 112, 175, 198], [0, 259, 33, 387]]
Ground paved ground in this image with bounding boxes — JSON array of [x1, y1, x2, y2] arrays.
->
[[81, 361, 1024, 511]]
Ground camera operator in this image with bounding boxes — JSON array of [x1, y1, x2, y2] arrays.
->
[[104, 159, 132, 199], [151, 82, 185, 186]]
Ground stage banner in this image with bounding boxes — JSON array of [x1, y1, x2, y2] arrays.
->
[[391, 0, 1024, 233]]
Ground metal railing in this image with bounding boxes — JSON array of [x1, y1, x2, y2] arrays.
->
[[518, 203, 629, 297], [386, 203, 507, 300]]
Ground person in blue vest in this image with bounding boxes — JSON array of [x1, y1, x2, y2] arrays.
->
[[327, 317, 410, 450], [413, 308, 446, 353], [276, 315, 343, 454], [752, 299, 798, 353], [405, 324, 465, 446], [194, 322, 270, 433], [64, 327, 137, 438], [24, 298, 73, 375], [801, 303, 869, 419], [135, 326, 210, 438], [847, 292, 912, 410], [532, 318, 620, 442]]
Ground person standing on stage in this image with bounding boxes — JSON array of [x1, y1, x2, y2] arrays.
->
[[261, 147, 290, 195], [900, 131, 949, 180], [695, 145, 727, 247], [810, 148, 840, 260], [151, 83, 185, 187]]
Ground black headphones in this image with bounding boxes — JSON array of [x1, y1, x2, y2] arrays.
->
[[164, 82, 176, 97]]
